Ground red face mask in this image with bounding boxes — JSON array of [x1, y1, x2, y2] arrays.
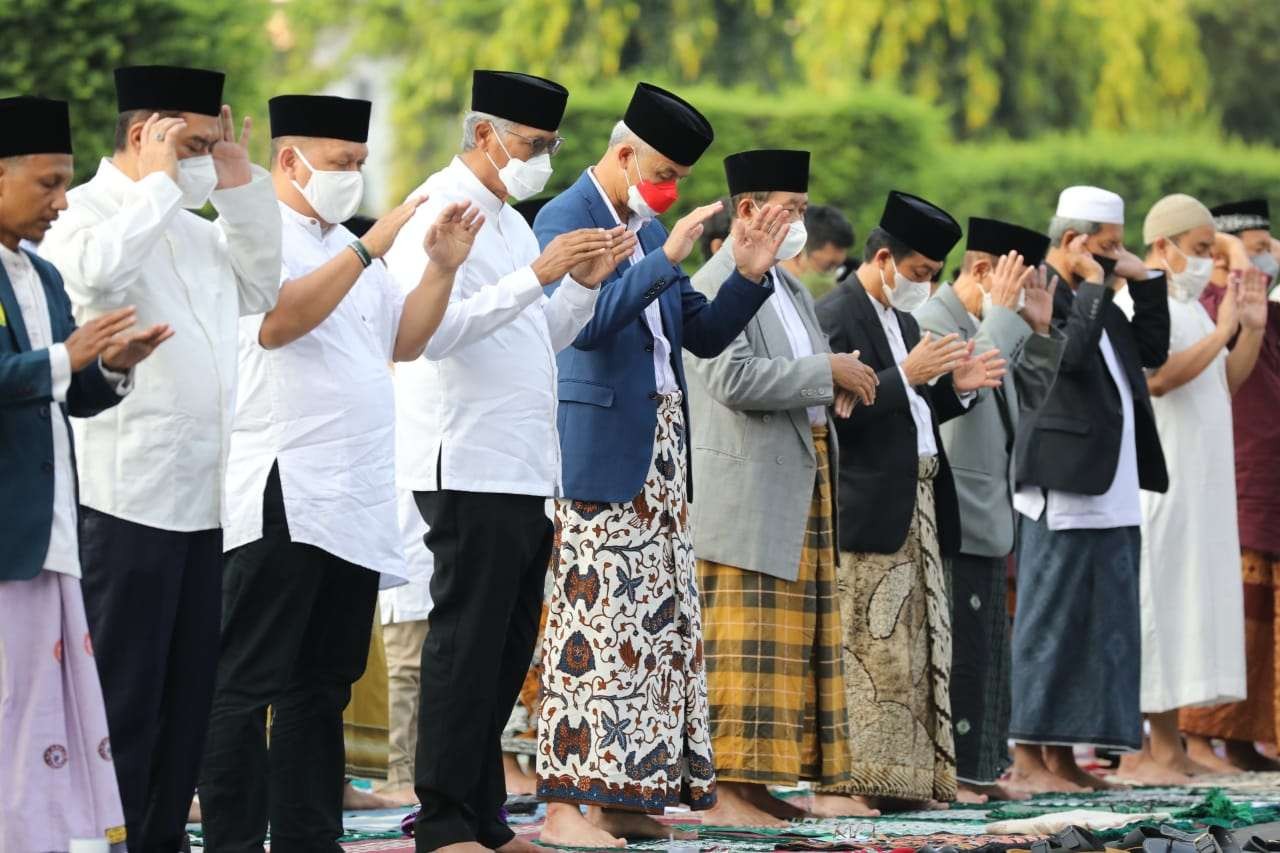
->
[[627, 156, 679, 216]]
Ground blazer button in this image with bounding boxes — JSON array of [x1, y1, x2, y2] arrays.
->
[[38, 405, 50, 419], [42, 460, 54, 473], [644, 344, 654, 353], [775, 455, 785, 464], [655, 278, 666, 287], [648, 391, 659, 400], [762, 414, 772, 423]]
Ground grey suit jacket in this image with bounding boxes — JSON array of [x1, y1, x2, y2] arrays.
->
[[914, 283, 1064, 558], [685, 239, 837, 580]]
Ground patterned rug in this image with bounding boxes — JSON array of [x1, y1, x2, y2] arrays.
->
[[184, 777, 1280, 850]]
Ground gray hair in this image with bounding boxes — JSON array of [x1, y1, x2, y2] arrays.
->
[[462, 111, 514, 151], [1048, 216, 1105, 244], [609, 120, 654, 155]]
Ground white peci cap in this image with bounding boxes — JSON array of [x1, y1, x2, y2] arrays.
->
[[1056, 185, 1125, 225]]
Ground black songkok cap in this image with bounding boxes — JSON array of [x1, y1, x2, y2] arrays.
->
[[723, 149, 809, 196], [114, 65, 224, 116], [471, 70, 568, 132], [512, 196, 552, 227], [623, 83, 714, 167], [879, 190, 962, 262], [0, 96, 73, 157], [1210, 199, 1270, 235], [269, 95, 371, 142], [966, 217, 1051, 267]]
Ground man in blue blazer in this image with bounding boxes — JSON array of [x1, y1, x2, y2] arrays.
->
[[531, 82, 789, 848], [0, 95, 171, 853]]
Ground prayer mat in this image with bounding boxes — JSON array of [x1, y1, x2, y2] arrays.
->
[[699, 426, 851, 787], [538, 394, 717, 813], [820, 456, 956, 803]]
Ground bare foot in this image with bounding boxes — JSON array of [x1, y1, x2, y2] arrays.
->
[[1005, 766, 1088, 795], [1044, 749, 1125, 791], [187, 796, 201, 824], [873, 797, 948, 812], [807, 793, 881, 818], [590, 807, 696, 841], [343, 782, 398, 810], [376, 784, 420, 806], [703, 783, 790, 828], [1186, 736, 1245, 775], [504, 753, 537, 796], [970, 782, 1030, 802], [1224, 739, 1280, 772], [496, 838, 545, 853], [955, 785, 989, 804], [540, 804, 625, 848], [750, 786, 807, 820], [435, 844, 490, 853]]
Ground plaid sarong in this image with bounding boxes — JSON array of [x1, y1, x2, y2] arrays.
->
[[698, 426, 852, 786]]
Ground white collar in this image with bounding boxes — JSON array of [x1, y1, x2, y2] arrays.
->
[[446, 156, 508, 217], [278, 200, 328, 241], [586, 167, 644, 233]]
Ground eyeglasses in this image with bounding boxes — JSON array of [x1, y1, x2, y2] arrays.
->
[[506, 129, 565, 157]]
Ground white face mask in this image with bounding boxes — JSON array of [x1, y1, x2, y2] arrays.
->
[[291, 147, 364, 224], [753, 204, 807, 261], [1165, 241, 1214, 302], [625, 158, 656, 222], [176, 155, 218, 209], [486, 130, 552, 201], [881, 260, 931, 312], [981, 286, 1025, 318], [1250, 251, 1279, 282]]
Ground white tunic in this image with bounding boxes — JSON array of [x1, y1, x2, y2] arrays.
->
[[40, 159, 281, 532], [0, 245, 129, 578], [223, 203, 408, 583], [384, 157, 597, 497], [1137, 296, 1246, 712]]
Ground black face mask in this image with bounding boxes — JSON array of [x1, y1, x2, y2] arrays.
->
[[1091, 252, 1118, 281]]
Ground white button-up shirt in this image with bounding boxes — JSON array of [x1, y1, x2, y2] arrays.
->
[[769, 269, 825, 425], [223, 203, 408, 581], [584, 168, 679, 394], [41, 158, 281, 532], [1, 245, 129, 578], [873, 296, 941, 457], [1014, 329, 1142, 530], [384, 157, 598, 497]]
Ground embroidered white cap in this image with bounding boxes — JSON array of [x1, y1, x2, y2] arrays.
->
[[1056, 185, 1125, 225]]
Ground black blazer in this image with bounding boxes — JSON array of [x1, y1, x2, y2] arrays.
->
[[816, 277, 967, 555], [1014, 268, 1170, 495]]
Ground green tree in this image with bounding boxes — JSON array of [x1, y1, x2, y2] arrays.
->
[[1192, 0, 1280, 145], [0, 0, 272, 183]]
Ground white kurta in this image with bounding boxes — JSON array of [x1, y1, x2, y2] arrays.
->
[[40, 159, 282, 532], [1137, 296, 1246, 712], [223, 203, 408, 584]]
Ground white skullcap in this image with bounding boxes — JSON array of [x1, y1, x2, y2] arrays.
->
[[1143, 193, 1214, 245], [1056, 185, 1125, 225]]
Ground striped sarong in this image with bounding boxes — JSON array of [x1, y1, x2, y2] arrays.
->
[[698, 426, 851, 786], [820, 456, 956, 802]]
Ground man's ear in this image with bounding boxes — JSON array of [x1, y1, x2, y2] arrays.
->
[[971, 258, 992, 280], [735, 197, 754, 221], [1059, 229, 1079, 249], [128, 118, 147, 154], [873, 247, 892, 266]]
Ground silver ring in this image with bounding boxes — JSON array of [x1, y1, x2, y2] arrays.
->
[[154, 133, 165, 141]]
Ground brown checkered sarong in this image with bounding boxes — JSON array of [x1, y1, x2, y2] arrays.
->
[[698, 426, 852, 786]]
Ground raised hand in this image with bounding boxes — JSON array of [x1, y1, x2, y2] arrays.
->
[[1063, 233, 1104, 284], [1113, 247, 1148, 284], [952, 344, 1007, 393], [1216, 278, 1241, 336], [1239, 267, 1268, 331], [988, 251, 1030, 310], [211, 104, 254, 189], [662, 202, 725, 265], [532, 227, 624, 286], [101, 323, 175, 372], [571, 230, 639, 287], [1019, 265, 1059, 335], [64, 307, 140, 371], [731, 203, 790, 281], [360, 196, 429, 258], [901, 331, 966, 387], [828, 350, 878, 406], [137, 113, 186, 183], [424, 202, 486, 272]]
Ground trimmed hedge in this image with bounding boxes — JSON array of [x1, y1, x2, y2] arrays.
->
[[546, 83, 944, 263]]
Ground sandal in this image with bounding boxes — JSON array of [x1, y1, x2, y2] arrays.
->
[[1031, 826, 1109, 853]]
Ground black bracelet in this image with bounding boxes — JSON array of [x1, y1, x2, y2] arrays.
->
[[349, 239, 373, 268]]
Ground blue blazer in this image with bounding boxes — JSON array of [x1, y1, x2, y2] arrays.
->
[[1, 249, 123, 582], [534, 170, 772, 503]]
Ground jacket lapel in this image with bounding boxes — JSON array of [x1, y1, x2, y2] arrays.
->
[[843, 278, 895, 369], [936, 284, 977, 340], [0, 253, 32, 352]]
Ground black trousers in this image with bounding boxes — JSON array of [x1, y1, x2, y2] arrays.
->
[[79, 506, 223, 853], [413, 489, 552, 851], [198, 465, 380, 853]]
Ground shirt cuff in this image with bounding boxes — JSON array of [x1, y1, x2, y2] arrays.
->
[[49, 343, 71, 403], [507, 264, 546, 306], [135, 170, 185, 208], [97, 358, 134, 396], [560, 276, 602, 308], [957, 389, 977, 408], [898, 365, 913, 389]]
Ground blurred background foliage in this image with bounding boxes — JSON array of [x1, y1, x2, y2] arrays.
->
[[3, 0, 1277, 259]]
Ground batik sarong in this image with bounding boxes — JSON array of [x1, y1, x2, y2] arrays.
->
[[820, 456, 956, 802], [698, 426, 851, 786], [537, 393, 716, 812], [0, 571, 127, 851]]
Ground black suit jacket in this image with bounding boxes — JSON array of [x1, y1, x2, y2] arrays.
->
[[1013, 268, 1170, 495], [816, 276, 967, 555]]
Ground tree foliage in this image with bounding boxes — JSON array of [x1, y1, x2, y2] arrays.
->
[[0, 0, 272, 183]]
